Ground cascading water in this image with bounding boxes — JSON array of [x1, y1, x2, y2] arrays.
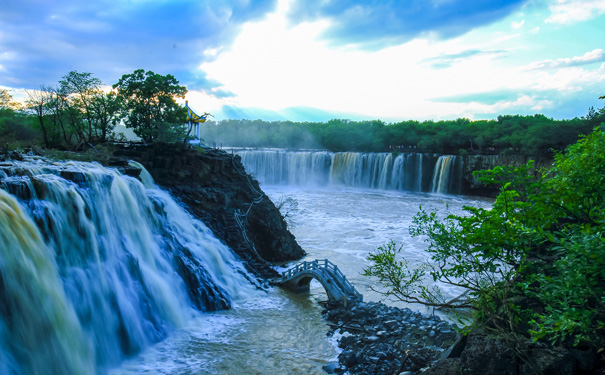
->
[[236, 149, 461, 194], [0, 158, 258, 375], [430, 155, 463, 194]]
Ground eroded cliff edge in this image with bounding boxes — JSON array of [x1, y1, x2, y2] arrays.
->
[[110, 143, 305, 278]]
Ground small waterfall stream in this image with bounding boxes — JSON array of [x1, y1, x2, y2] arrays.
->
[[0, 158, 258, 375]]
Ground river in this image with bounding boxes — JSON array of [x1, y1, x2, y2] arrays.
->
[[0, 153, 492, 375], [113, 186, 492, 375]]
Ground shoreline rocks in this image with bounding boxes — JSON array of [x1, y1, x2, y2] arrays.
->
[[322, 301, 458, 374], [322, 299, 604, 375]]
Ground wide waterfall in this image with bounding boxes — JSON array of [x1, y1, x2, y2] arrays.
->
[[0, 158, 258, 375], [237, 150, 463, 194]]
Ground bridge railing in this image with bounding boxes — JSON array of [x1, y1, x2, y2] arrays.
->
[[281, 259, 362, 299]]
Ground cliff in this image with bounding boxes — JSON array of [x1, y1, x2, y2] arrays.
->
[[460, 154, 553, 196], [110, 143, 305, 278]]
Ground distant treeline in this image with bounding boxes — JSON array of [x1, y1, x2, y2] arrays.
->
[[201, 108, 605, 156], [2, 69, 604, 156]]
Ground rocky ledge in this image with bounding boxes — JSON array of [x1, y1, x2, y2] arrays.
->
[[322, 301, 458, 375], [323, 300, 604, 375], [110, 143, 305, 278]]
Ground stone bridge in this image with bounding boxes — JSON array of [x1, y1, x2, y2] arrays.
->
[[278, 259, 363, 305]]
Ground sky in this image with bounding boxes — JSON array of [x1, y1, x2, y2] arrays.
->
[[1, 0, 604, 122]]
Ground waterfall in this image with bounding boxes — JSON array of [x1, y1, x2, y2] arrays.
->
[[430, 155, 463, 194], [0, 158, 258, 374], [236, 150, 463, 194]]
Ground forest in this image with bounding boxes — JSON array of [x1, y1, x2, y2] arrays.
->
[[201, 111, 604, 156]]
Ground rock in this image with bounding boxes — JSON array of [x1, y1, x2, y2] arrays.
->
[[519, 347, 575, 375], [422, 358, 461, 375], [441, 333, 466, 359], [570, 347, 597, 371], [325, 300, 458, 375], [459, 331, 518, 375], [322, 362, 339, 374], [111, 144, 305, 278], [339, 350, 358, 367]]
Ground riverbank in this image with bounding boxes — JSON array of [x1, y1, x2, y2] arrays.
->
[[321, 300, 603, 375], [322, 301, 458, 374]]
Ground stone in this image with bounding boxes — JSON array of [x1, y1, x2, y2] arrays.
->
[[519, 347, 575, 375], [570, 347, 597, 371], [322, 362, 339, 374], [459, 331, 518, 375]]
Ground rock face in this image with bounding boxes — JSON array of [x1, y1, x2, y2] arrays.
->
[[111, 144, 305, 278], [421, 329, 605, 375], [460, 154, 553, 196]]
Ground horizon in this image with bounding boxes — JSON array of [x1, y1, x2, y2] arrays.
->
[[1, 0, 604, 123]]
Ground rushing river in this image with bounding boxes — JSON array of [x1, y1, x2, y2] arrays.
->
[[113, 187, 492, 375], [263, 187, 494, 311], [0, 155, 492, 375]]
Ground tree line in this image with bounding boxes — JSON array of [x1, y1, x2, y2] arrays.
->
[[2, 68, 604, 157], [1, 69, 189, 150], [201, 108, 604, 156]]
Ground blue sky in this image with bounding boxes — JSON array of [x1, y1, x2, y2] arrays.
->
[[1, 0, 604, 122]]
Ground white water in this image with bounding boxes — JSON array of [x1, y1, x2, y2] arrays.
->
[[0, 159, 263, 374], [264, 186, 493, 312], [236, 149, 462, 194], [0, 155, 492, 374]]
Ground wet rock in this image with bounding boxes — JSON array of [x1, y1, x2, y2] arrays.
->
[[322, 362, 339, 374], [324, 301, 458, 375], [458, 331, 518, 375]]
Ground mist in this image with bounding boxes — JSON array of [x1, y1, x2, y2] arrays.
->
[[198, 119, 321, 149]]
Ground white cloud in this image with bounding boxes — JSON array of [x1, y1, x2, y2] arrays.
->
[[512, 19, 525, 29], [194, 0, 605, 121], [527, 49, 605, 70], [546, 0, 605, 24]]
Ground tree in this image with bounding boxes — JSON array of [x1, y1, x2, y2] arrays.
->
[[25, 88, 53, 147], [59, 71, 103, 144], [0, 89, 22, 111], [90, 91, 122, 142], [364, 126, 605, 346], [113, 69, 187, 143]]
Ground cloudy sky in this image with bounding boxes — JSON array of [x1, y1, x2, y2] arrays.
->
[[1, 0, 604, 122]]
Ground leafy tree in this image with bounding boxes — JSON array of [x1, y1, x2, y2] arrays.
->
[[59, 71, 103, 144], [113, 69, 187, 143], [90, 91, 122, 142], [364, 126, 605, 346]]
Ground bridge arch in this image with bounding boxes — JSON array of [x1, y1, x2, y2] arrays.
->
[[278, 259, 362, 305]]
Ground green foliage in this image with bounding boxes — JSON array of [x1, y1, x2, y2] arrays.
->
[[365, 126, 605, 347], [113, 69, 187, 143], [363, 240, 456, 307], [0, 90, 40, 148], [528, 233, 605, 346]]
